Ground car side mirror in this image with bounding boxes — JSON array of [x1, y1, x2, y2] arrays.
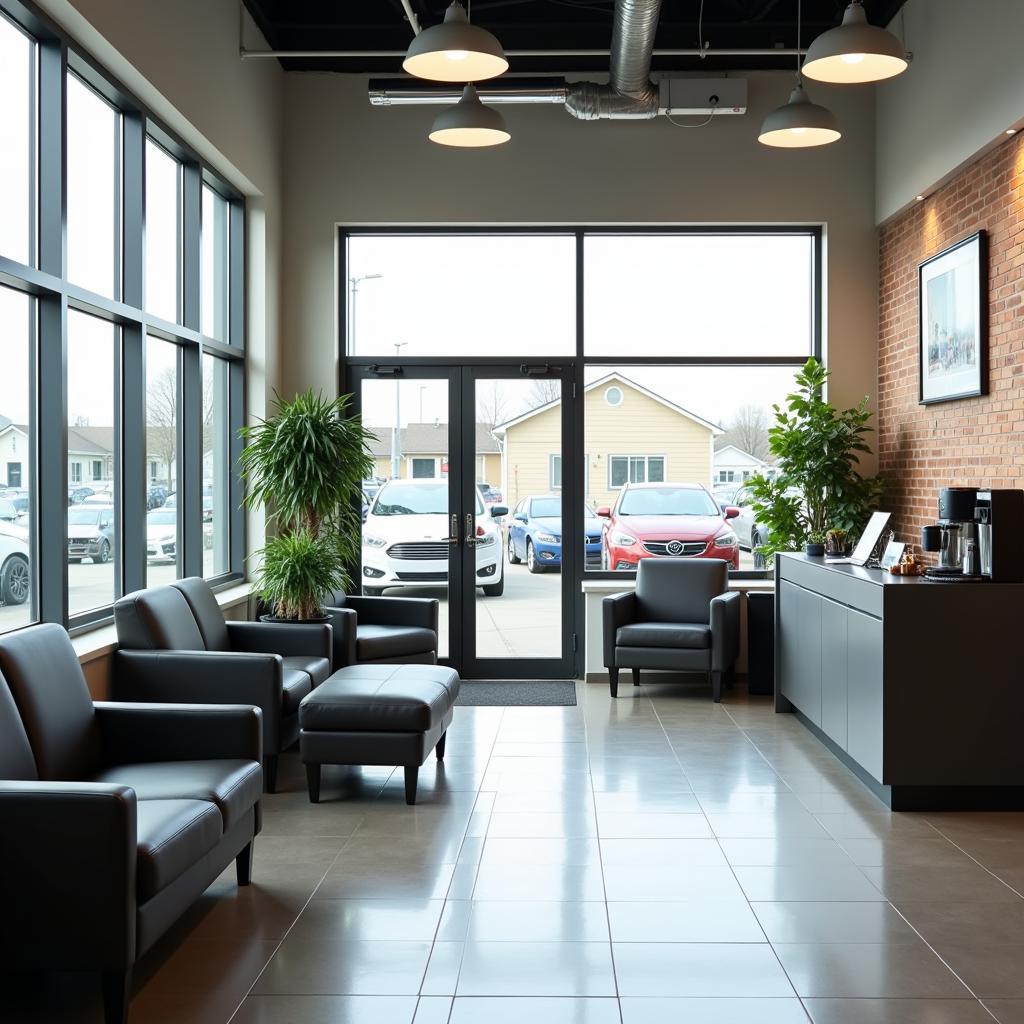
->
[[724, 506, 740, 520], [489, 505, 509, 518], [596, 506, 611, 518], [514, 512, 528, 522]]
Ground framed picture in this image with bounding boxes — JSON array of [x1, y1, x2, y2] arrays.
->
[[919, 230, 988, 405], [880, 540, 906, 570]]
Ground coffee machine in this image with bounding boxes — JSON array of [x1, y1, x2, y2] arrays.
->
[[974, 489, 1024, 582], [921, 487, 980, 579]]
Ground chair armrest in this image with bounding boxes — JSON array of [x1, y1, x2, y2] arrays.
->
[[0, 781, 136, 970], [324, 606, 358, 669], [341, 595, 440, 631], [602, 591, 638, 668], [112, 649, 283, 752], [710, 590, 741, 671], [95, 701, 262, 766], [227, 620, 333, 664]]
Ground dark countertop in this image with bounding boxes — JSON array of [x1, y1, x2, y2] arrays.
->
[[777, 551, 1012, 588]]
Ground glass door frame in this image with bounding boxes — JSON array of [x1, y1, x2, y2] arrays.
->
[[349, 361, 578, 680]]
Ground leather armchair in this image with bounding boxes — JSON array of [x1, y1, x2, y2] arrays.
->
[[324, 589, 438, 668], [0, 623, 262, 1024], [603, 558, 740, 701], [113, 578, 332, 791]]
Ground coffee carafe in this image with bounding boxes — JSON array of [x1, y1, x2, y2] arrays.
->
[[921, 487, 980, 579]]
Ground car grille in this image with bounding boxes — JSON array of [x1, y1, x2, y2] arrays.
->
[[387, 541, 449, 560], [642, 540, 708, 557], [585, 534, 601, 544], [395, 571, 448, 582]]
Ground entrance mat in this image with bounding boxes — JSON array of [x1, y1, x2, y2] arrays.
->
[[456, 680, 578, 707]]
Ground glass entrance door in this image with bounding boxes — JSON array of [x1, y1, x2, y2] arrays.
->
[[353, 364, 573, 679]]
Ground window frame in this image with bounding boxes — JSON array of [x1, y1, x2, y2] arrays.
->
[[549, 454, 562, 490], [0, 0, 246, 634], [608, 454, 667, 490]]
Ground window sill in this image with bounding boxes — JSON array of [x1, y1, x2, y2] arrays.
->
[[72, 581, 253, 666]]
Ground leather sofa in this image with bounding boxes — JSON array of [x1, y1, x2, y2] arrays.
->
[[0, 622, 263, 1024], [324, 589, 438, 668], [113, 577, 332, 791], [603, 558, 740, 701]]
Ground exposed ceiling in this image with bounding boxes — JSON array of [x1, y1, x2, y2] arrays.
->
[[242, 0, 909, 76]]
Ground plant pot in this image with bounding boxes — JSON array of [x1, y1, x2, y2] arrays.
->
[[805, 542, 825, 557], [259, 613, 331, 625]]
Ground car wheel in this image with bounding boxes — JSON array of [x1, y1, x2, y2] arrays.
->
[[507, 532, 521, 564], [526, 539, 544, 574], [97, 539, 112, 565], [1, 555, 30, 605], [363, 585, 384, 597]]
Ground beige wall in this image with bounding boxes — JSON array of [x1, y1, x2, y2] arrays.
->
[[503, 383, 713, 511], [370, 453, 500, 483], [282, 70, 879, 456], [876, 0, 1024, 224]]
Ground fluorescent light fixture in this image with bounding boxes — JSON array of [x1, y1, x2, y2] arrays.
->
[[803, 1, 908, 84], [429, 84, 510, 147], [403, 2, 508, 83]]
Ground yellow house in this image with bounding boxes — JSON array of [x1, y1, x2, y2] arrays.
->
[[495, 373, 721, 511], [367, 422, 502, 485]]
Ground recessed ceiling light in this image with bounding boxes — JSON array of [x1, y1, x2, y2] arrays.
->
[[916, 194, 925, 201], [1007, 128, 1017, 136]]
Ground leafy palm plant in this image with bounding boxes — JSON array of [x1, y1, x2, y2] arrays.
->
[[749, 359, 884, 565], [240, 390, 376, 620]]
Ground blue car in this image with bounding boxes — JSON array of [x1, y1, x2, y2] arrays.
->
[[506, 494, 603, 573]]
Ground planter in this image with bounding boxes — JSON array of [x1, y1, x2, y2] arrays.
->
[[805, 542, 825, 557], [259, 613, 331, 625]]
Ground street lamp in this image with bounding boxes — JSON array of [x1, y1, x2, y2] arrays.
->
[[347, 273, 383, 355], [391, 341, 408, 478]]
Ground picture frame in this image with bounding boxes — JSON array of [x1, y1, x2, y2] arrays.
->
[[918, 230, 988, 405], [880, 540, 906, 570]]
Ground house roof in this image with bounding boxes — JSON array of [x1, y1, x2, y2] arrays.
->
[[492, 372, 723, 435], [367, 423, 501, 458], [712, 444, 768, 466]]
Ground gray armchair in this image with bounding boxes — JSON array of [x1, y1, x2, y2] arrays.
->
[[324, 590, 438, 668], [603, 558, 740, 701]]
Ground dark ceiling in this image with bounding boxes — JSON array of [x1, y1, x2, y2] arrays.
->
[[242, 0, 908, 75]]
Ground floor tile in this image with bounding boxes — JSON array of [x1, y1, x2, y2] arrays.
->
[[472, 861, 606, 901], [413, 997, 454, 1024], [718, 836, 855, 867], [620, 997, 810, 1024], [838, 837, 979, 868], [752, 902, 921, 944], [931, 944, 1024, 998], [477, 837, 600, 866], [466, 900, 610, 941], [705, 809, 830, 839], [612, 942, 795, 997], [603, 864, 747, 902], [773, 943, 972, 998], [862, 864, 1020, 903], [599, 838, 726, 867], [448, 996, 621, 1024], [595, 811, 713, 839], [231, 995, 420, 1023], [288, 899, 445, 942], [455, 942, 616, 996], [982, 1000, 1024, 1023], [803, 998, 994, 1023], [733, 862, 885, 902], [421, 941, 465, 996], [608, 900, 764, 942], [487, 811, 597, 838]]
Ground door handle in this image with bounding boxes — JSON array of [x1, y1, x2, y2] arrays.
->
[[446, 513, 459, 547], [464, 512, 477, 548]]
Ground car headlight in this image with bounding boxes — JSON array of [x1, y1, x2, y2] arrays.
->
[[363, 534, 387, 548], [476, 531, 496, 547], [611, 531, 637, 546], [535, 532, 560, 543], [714, 530, 738, 549]]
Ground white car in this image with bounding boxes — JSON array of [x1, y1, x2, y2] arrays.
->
[[362, 480, 507, 597], [146, 508, 177, 564], [0, 521, 30, 606]]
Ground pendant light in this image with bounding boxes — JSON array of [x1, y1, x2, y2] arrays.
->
[[802, 1, 908, 85], [758, 0, 840, 148], [403, 1, 508, 83], [429, 84, 510, 147]]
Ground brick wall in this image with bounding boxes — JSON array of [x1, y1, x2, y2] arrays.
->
[[877, 133, 1024, 549]]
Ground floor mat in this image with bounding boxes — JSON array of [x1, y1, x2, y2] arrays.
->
[[455, 680, 578, 706]]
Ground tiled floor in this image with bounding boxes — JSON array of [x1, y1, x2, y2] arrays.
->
[[6, 679, 1024, 1023]]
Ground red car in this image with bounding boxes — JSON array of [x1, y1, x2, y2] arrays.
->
[[596, 482, 741, 570]]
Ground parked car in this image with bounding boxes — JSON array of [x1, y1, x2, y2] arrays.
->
[[597, 482, 741, 571], [0, 521, 30, 605], [67, 505, 115, 564], [729, 482, 801, 569], [162, 492, 214, 522], [0, 498, 22, 523], [2, 489, 30, 519], [146, 508, 177, 564], [68, 486, 94, 505], [147, 485, 169, 510], [81, 488, 114, 507], [505, 494, 603, 573], [362, 479, 507, 597], [478, 482, 503, 505]]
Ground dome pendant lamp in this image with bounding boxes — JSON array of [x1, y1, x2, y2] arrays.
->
[[429, 84, 511, 147], [802, 1, 908, 85], [758, 0, 840, 148], [403, 2, 509, 83]]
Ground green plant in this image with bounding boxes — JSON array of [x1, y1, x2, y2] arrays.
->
[[240, 389, 376, 619], [825, 527, 849, 554], [808, 530, 826, 545], [750, 358, 884, 566]]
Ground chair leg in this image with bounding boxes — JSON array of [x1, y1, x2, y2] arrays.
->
[[264, 754, 279, 794], [404, 765, 419, 805], [609, 667, 619, 698], [712, 670, 723, 703], [632, 668, 641, 687], [235, 841, 254, 886], [436, 730, 447, 760], [305, 762, 321, 803], [101, 969, 132, 1024]]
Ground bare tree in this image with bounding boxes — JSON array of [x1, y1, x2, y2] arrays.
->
[[720, 404, 771, 463], [528, 378, 561, 408], [146, 367, 177, 489], [476, 382, 510, 430]]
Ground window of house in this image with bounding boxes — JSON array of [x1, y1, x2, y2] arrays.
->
[[411, 458, 436, 479], [91, 460, 103, 481], [550, 454, 562, 489], [7, 463, 21, 487], [70, 463, 82, 484], [609, 455, 666, 489]]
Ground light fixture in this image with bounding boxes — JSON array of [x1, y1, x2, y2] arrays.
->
[[758, 0, 840, 148], [802, 1, 908, 84], [429, 84, 510, 147], [1007, 128, 1018, 136], [403, 2, 508, 83], [916, 194, 925, 201]]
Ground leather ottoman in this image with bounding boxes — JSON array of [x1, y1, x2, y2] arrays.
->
[[298, 664, 460, 805]]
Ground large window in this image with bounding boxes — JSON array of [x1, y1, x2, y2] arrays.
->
[[0, 2, 245, 630]]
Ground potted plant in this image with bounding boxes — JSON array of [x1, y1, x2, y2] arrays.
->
[[825, 527, 850, 557], [749, 358, 884, 567], [240, 389, 376, 621], [805, 531, 826, 557]]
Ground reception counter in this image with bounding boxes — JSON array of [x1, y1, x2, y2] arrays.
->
[[775, 553, 1024, 810]]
